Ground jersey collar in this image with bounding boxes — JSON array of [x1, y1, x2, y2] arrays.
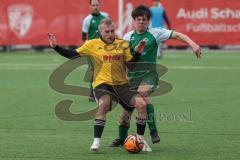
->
[[134, 28, 149, 35]]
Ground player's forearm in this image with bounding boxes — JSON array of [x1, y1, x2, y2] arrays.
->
[[54, 45, 79, 59], [128, 50, 141, 62], [172, 32, 197, 47], [82, 32, 87, 42], [126, 51, 141, 70]]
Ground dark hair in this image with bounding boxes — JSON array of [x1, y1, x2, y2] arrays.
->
[[131, 5, 152, 20], [89, 0, 100, 5]]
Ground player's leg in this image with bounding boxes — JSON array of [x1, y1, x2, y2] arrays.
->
[[138, 80, 160, 144], [115, 84, 152, 151], [115, 84, 147, 136], [90, 84, 112, 151], [85, 57, 95, 102], [157, 42, 164, 59], [109, 109, 133, 147], [131, 94, 152, 151]]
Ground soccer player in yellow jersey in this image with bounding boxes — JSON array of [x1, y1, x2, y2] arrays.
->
[[47, 18, 148, 152]]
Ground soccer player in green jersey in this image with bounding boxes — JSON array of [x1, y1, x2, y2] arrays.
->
[[82, 0, 108, 101], [110, 5, 201, 151], [82, 0, 108, 41]]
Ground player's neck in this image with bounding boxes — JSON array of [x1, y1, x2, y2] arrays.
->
[[155, 3, 162, 7], [135, 29, 147, 35], [91, 12, 100, 16]]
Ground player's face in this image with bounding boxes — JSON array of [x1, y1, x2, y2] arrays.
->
[[100, 24, 115, 44], [90, 0, 100, 14], [134, 15, 150, 34], [153, 0, 160, 6]]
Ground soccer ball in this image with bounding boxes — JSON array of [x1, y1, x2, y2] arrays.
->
[[124, 134, 144, 153]]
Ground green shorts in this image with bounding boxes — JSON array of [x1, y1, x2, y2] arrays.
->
[[130, 73, 159, 91]]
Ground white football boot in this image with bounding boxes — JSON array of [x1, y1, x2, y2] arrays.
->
[[140, 136, 152, 152], [90, 138, 100, 152]]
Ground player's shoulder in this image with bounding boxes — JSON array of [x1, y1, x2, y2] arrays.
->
[[114, 38, 127, 43], [114, 38, 130, 49], [80, 38, 102, 50], [83, 14, 93, 22], [148, 27, 168, 34], [124, 30, 135, 36], [86, 38, 100, 44], [123, 30, 135, 41], [100, 12, 108, 17]]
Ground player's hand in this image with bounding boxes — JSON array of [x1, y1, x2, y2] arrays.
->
[[134, 38, 147, 54], [191, 43, 202, 58], [47, 33, 57, 48]]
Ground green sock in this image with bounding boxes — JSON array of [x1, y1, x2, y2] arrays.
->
[[119, 125, 129, 142], [147, 104, 157, 132]]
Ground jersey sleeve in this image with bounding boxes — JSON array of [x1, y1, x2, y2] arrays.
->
[[101, 12, 108, 18], [82, 15, 92, 33], [122, 41, 133, 61], [75, 41, 92, 56], [123, 30, 134, 42], [149, 28, 173, 45]]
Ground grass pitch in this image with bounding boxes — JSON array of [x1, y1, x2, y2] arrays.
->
[[0, 50, 240, 160]]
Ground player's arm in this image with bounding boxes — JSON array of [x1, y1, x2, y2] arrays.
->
[[125, 39, 146, 70], [128, 39, 146, 62], [128, 50, 141, 62], [82, 32, 88, 42], [47, 33, 79, 59], [82, 16, 90, 42], [163, 10, 171, 29], [171, 31, 202, 58]]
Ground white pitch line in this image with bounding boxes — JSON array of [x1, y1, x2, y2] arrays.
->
[[168, 66, 240, 70], [0, 63, 240, 70]]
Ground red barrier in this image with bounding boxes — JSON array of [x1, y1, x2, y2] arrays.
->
[[0, 0, 239, 45]]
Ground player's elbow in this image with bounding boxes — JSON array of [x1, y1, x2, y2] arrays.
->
[[172, 31, 186, 41]]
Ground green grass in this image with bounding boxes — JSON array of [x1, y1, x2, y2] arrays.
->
[[0, 50, 240, 160]]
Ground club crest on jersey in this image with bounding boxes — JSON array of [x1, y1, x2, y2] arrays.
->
[[143, 38, 148, 42], [7, 4, 33, 38]]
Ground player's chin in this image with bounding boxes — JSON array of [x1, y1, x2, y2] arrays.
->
[[107, 38, 114, 43], [138, 26, 147, 32]]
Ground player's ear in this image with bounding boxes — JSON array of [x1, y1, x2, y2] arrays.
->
[[98, 25, 101, 33]]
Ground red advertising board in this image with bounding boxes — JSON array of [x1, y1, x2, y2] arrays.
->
[[0, 0, 239, 45]]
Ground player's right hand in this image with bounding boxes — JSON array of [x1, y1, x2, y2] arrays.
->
[[47, 33, 57, 48], [134, 38, 147, 54]]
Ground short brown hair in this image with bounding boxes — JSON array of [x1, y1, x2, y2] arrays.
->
[[131, 5, 152, 20], [89, 0, 100, 5], [98, 18, 114, 30]]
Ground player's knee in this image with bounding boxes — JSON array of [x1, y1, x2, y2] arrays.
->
[[119, 110, 132, 126], [134, 98, 147, 112], [139, 91, 148, 97]]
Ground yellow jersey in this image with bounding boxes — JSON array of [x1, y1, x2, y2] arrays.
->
[[76, 38, 133, 88]]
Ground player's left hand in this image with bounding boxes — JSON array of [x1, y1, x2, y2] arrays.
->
[[192, 44, 202, 58], [47, 33, 57, 48], [134, 38, 147, 54]]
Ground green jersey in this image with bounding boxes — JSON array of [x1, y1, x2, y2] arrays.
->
[[82, 12, 108, 40], [123, 27, 173, 81]]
